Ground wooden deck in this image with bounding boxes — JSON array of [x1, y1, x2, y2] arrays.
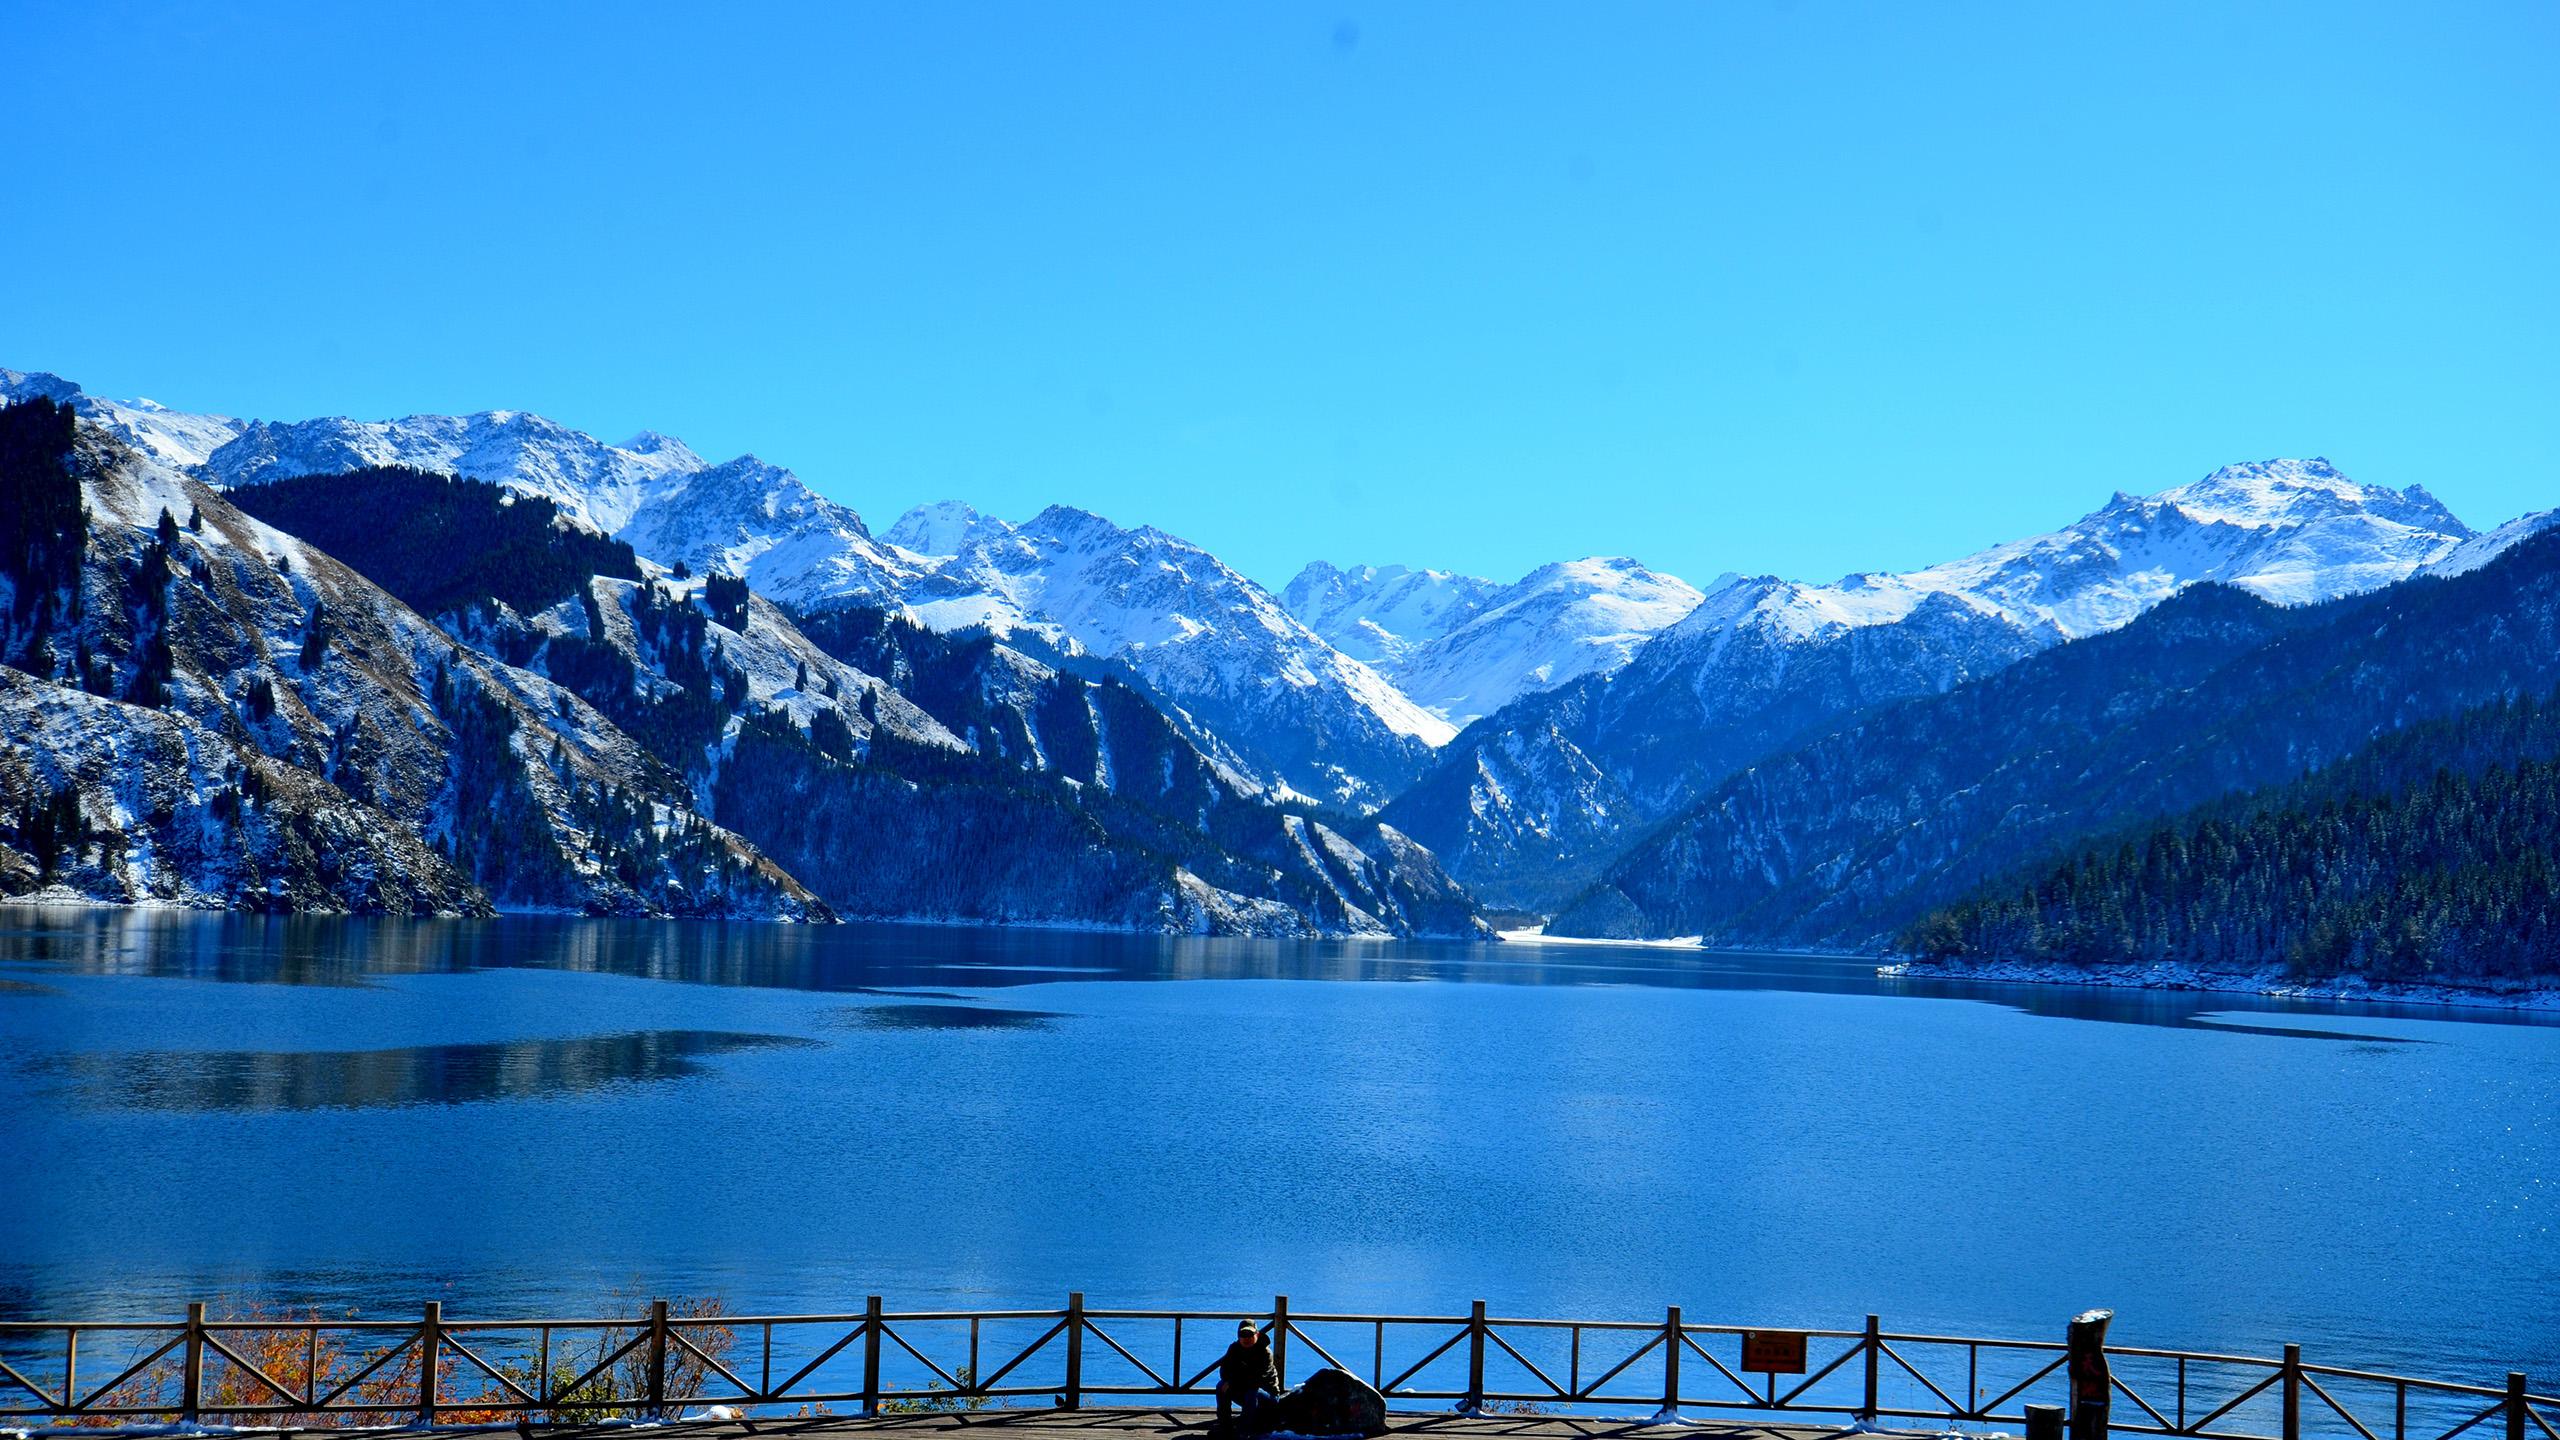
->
[[400, 1411, 1937, 1440]]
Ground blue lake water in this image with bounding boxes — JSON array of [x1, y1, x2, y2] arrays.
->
[[1, 905, 2554, 1399]]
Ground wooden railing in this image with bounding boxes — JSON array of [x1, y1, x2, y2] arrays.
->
[[1, 1296, 2550, 1440]]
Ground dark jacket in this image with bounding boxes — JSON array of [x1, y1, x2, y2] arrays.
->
[[1220, 1336, 1277, 1397]]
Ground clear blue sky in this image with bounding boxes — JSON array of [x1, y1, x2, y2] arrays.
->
[[9, 1, 2554, 589]]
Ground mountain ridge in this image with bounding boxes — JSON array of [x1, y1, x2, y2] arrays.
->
[[1382, 456, 2489, 909], [1548, 525, 2560, 948]]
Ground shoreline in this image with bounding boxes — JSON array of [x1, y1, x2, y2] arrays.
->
[[0, 894, 1494, 945], [1498, 927, 1708, 949], [1879, 957, 2560, 1012]]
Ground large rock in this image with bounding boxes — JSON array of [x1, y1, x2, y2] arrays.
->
[[1248, 1367, 1388, 1438]]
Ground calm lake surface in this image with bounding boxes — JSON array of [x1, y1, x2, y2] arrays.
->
[[2, 906, 2554, 1394]]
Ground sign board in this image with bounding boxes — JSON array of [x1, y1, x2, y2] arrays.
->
[[1740, 1331, 1808, 1374]]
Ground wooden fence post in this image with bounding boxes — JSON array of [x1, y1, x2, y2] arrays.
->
[[1273, 1296, 1290, 1392], [1465, 1300, 1486, 1413], [647, 1299, 668, 1420], [1663, 1306, 1682, 1415], [2508, 1373, 2528, 1440], [181, 1303, 204, 1425], [1065, 1292, 1084, 1410], [862, 1297, 883, 1416], [1862, 1314, 1881, 1422], [2281, 1345, 2301, 1440], [419, 1301, 443, 1428], [2069, 1310, 2114, 1440]]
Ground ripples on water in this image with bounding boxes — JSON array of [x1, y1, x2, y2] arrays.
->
[[0, 905, 2553, 1396]]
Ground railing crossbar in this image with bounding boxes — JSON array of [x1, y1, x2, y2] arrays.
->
[[1878, 1340, 1967, 1417], [1479, 1326, 1566, 1399], [532, 1328, 647, 1410], [664, 1328, 754, 1403], [2426, 1395, 2511, 1440], [971, 1317, 1068, 1391], [1378, 1325, 1473, 1395], [1976, 1349, 2069, 1414], [65, 1330, 189, 1412], [196, 1330, 307, 1408], [765, 1320, 866, 1399], [1678, 1330, 1765, 1405], [877, 1324, 969, 1394], [2186, 1368, 2285, 1433], [2299, 1371, 2383, 1440], [1561, 1328, 1662, 1399], [1079, 1320, 1172, 1391], [0, 1354, 60, 1410], [2108, 1368, 2176, 1431], [439, 1331, 543, 1409], [1281, 1323, 1350, 1382], [1773, 1337, 1867, 1409]]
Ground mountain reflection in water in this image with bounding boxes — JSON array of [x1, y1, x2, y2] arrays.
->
[[0, 906, 2522, 1041], [37, 1031, 812, 1112]]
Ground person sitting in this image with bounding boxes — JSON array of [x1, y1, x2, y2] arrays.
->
[[1217, 1320, 1279, 1426]]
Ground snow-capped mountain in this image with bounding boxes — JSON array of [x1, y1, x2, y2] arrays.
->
[[191, 407, 929, 608], [884, 502, 1455, 807], [1662, 458, 2467, 652], [1282, 563, 1505, 670], [2424, 507, 2560, 579], [0, 395, 1490, 935], [1385, 458, 2483, 909], [1287, 556, 1713, 726], [1, 372, 1447, 811], [16, 364, 2535, 860], [1547, 523, 2560, 948], [0, 397, 829, 917], [0, 370, 927, 611]]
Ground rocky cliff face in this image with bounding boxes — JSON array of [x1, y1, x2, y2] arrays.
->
[[208, 460, 1491, 936], [0, 399, 824, 918]]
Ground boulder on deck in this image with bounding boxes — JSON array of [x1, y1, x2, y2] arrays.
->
[[1242, 1367, 1389, 1438]]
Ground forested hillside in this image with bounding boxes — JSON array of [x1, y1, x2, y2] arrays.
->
[[1904, 690, 2560, 981], [230, 467, 642, 616], [1550, 526, 2560, 955]]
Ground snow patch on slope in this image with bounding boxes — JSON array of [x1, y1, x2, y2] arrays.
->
[[1286, 556, 1711, 726]]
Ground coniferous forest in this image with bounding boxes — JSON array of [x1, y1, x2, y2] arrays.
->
[[1904, 690, 2560, 981]]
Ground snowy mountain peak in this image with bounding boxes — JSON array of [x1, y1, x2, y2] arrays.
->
[[1650, 457, 2475, 665], [617, 429, 704, 465], [1282, 563, 1500, 670], [885, 499, 1000, 557], [1287, 554, 1708, 727], [0, 368, 84, 405], [2152, 456, 2464, 534]]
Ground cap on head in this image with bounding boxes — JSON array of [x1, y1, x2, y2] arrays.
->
[[1238, 1321, 1258, 1336]]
